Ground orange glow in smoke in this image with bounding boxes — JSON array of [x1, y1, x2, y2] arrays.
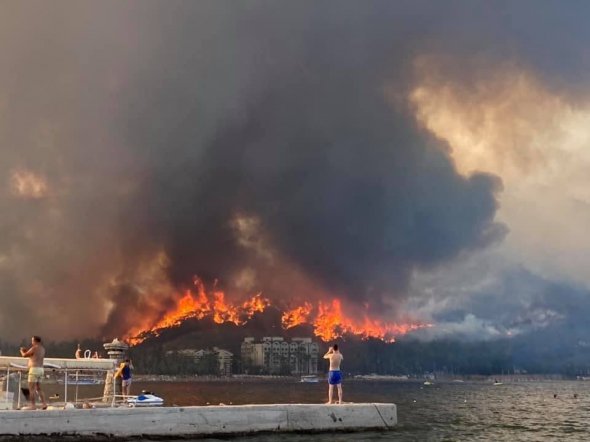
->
[[126, 279, 430, 345], [9, 169, 48, 199]]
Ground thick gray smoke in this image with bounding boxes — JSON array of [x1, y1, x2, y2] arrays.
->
[[1, 1, 587, 341]]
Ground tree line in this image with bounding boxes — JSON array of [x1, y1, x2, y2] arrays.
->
[[4, 333, 589, 376]]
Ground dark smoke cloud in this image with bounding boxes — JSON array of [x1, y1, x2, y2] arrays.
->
[[2, 1, 586, 341], [106, 0, 509, 327], [0, 1, 160, 340]]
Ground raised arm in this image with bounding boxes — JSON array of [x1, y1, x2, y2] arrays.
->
[[114, 363, 124, 378], [20, 347, 34, 358]]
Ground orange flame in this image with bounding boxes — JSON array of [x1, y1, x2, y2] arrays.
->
[[125, 279, 430, 345], [281, 302, 313, 329], [127, 279, 271, 345], [282, 299, 430, 342], [242, 293, 270, 316]]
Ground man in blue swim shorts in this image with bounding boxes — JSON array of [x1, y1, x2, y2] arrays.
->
[[324, 344, 343, 404]]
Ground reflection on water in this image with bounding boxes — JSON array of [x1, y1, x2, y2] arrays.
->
[[41, 379, 590, 441]]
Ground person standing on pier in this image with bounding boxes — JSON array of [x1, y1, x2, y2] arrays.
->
[[323, 344, 343, 404], [20, 336, 47, 410]]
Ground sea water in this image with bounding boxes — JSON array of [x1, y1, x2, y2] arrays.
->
[[42, 379, 590, 441]]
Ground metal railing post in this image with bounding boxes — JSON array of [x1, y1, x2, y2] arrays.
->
[[17, 371, 22, 409], [64, 368, 68, 403], [75, 370, 79, 403]]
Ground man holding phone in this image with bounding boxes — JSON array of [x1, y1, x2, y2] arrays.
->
[[323, 344, 343, 404], [20, 336, 47, 410]]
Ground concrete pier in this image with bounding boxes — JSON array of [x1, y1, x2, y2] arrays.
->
[[0, 403, 396, 438]]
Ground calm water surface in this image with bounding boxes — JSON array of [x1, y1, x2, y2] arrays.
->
[[48, 379, 590, 441]]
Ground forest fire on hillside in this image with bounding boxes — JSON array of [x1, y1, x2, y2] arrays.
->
[[292, 299, 428, 342], [126, 278, 430, 345]]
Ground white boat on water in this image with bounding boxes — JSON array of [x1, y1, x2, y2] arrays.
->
[[126, 393, 164, 407], [300, 375, 320, 383]]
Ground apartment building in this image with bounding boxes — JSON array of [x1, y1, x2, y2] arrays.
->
[[241, 336, 319, 374], [177, 347, 233, 376]]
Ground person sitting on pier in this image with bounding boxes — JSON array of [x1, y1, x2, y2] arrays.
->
[[323, 344, 343, 404], [20, 336, 48, 410], [115, 359, 133, 398]]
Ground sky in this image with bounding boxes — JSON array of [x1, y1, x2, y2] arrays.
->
[[2, 0, 590, 345]]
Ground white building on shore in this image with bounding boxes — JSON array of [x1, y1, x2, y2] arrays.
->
[[241, 337, 319, 375], [176, 347, 233, 376]]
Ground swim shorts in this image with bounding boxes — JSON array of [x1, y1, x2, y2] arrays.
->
[[122, 378, 132, 387], [328, 370, 342, 385], [28, 367, 44, 383]]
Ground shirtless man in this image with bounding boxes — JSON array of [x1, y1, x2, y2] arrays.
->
[[323, 344, 343, 404], [20, 336, 47, 410]]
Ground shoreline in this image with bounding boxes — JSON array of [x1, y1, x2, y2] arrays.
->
[[132, 373, 580, 383]]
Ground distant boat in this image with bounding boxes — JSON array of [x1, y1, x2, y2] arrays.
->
[[423, 381, 433, 386], [57, 374, 104, 385], [65, 378, 104, 385], [354, 374, 410, 381], [300, 375, 320, 383], [493, 382, 503, 386]]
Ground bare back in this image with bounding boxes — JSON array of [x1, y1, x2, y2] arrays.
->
[[324, 351, 343, 371]]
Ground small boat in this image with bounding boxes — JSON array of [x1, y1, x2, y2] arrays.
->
[[126, 393, 164, 407], [493, 382, 503, 386], [423, 381, 433, 386], [300, 375, 320, 383], [57, 378, 104, 385], [57, 374, 104, 385]]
